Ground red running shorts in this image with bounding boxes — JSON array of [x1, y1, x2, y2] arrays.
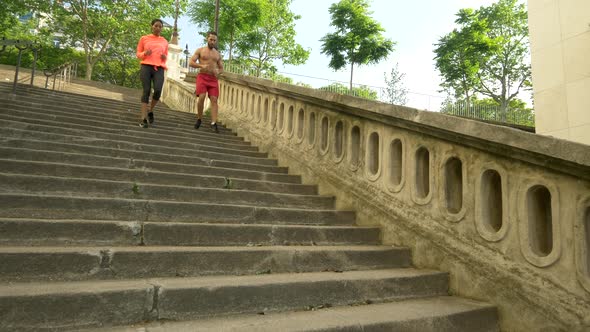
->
[[195, 73, 219, 97]]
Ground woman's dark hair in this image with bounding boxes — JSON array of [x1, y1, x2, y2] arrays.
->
[[151, 19, 164, 26]]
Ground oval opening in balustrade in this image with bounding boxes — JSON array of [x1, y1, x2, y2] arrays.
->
[[389, 139, 403, 186], [444, 157, 463, 214], [334, 121, 344, 159], [367, 132, 380, 176], [350, 126, 361, 167], [270, 100, 277, 129], [287, 105, 294, 135], [480, 169, 503, 233], [585, 207, 590, 277], [278, 103, 285, 131], [308, 112, 316, 145], [297, 108, 305, 139], [264, 98, 269, 123], [526, 185, 553, 257], [321, 116, 329, 151], [230, 87, 234, 107], [415, 147, 430, 198]]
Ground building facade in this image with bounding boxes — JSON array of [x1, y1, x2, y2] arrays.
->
[[528, 0, 590, 145]]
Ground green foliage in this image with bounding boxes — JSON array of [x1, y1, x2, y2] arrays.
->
[[383, 63, 408, 105], [132, 182, 140, 195], [319, 82, 378, 100], [434, 0, 531, 119], [320, 0, 395, 90], [187, 0, 263, 61], [235, 0, 309, 77]]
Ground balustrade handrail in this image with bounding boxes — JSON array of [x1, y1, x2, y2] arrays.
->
[[163, 72, 590, 330], [185, 61, 534, 128]]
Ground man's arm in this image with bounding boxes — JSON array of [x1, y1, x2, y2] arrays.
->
[[188, 48, 201, 69], [217, 54, 224, 75]]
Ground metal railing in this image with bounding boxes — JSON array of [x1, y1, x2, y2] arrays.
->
[[440, 101, 535, 127], [1, 37, 78, 93], [43, 62, 77, 91], [0, 37, 39, 94]]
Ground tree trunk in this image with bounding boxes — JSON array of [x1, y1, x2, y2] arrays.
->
[[85, 59, 92, 80], [500, 99, 509, 122], [464, 91, 471, 117]]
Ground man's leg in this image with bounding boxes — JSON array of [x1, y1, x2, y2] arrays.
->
[[195, 93, 206, 129], [210, 96, 218, 123], [209, 96, 219, 133]]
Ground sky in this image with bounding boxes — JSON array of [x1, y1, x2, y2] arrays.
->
[[170, 0, 529, 111]]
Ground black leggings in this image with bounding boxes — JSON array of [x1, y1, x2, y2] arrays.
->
[[140, 64, 165, 103]]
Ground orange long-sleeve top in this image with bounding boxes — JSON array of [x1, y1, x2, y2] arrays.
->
[[136, 34, 168, 70]]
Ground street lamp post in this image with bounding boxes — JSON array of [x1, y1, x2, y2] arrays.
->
[[183, 44, 190, 68]]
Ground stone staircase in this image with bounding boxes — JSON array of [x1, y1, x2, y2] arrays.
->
[[0, 82, 499, 331]]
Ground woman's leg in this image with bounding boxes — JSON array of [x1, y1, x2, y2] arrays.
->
[[139, 65, 152, 124], [148, 69, 165, 123]]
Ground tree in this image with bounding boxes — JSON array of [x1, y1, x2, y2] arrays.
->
[[320, 0, 395, 91], [433, 9, 493, 112], [235, 0, 309, 77], [187, 0, 263, 63], [49, 0, 181, 80], [383, 63, 408, 105], [0, 0, 52, 35], [434, 0, 530, 120]]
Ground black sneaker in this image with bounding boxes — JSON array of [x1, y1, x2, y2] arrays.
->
[[139, 119, 148, 128], [194, 118, 202, 129], [211, 122, 219, 133], [148, 112, 154, 124]]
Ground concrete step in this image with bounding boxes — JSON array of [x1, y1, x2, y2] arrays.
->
[[0, 269, 449, 331], [0, 85, 196, 123], [0, 122, 253, 163], [0, 111, 245, 147], [0, 173, 335, 209], [1, 83, 145, 108], [0, 148, 301, 184], [0, 121, 258, 155], [0, 245, 409, 282], [2, 134, 278, 170], [0, 159, 318, 195], [88, 296, 498, 332], [1, 136, 284, 174], [0, 194, 356, 225], [1, 100, 236, 135], [0, 218, 380, 247]]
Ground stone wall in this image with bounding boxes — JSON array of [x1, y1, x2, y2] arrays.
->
[[163, 73, 590, 331]]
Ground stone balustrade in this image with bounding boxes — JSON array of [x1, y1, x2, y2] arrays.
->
[[162, 72, 590, 331]]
